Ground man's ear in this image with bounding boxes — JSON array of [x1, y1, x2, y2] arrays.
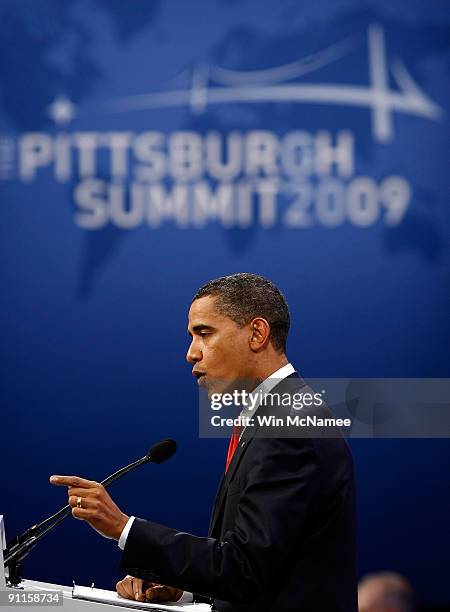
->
[[249, 317, 271, 352]]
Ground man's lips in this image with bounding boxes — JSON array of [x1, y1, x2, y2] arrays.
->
[[192, 371, 206, 384]]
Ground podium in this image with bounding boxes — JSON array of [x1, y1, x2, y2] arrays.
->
[[1, 516, 210, 612], [4, 579, 209, 612]]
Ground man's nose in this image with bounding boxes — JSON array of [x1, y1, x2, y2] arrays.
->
[[186, 340, 201, 364]]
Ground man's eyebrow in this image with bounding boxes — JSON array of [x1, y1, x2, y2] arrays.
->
[[188, 324, 215, 336]]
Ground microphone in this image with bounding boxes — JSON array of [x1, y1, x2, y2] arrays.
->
[[4, 439, 177, 579], [146, 438, 178, 464], [102, 438, 178, 486]]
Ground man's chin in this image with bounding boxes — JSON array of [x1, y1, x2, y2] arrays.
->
[[201, 378, 226, 399], [203, 378, 248, 399]]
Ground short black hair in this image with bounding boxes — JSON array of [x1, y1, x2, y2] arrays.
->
[[192, 273, 290, 353]]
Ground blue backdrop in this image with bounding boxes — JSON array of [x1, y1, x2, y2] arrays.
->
[[1, 0, 449, 606]]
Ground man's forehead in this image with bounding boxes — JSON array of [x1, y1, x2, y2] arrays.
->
[[188, 295, 232, 326], [188, 295, 218, 321]]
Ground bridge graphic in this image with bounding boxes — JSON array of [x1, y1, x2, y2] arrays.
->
[[107, 24, 444, 144]]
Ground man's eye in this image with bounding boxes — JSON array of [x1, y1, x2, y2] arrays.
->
[[200, 331, 210, 336]]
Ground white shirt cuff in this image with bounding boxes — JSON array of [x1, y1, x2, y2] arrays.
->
[[177, 591, 194, 603], [118, 516, 135, 550], [117, 517, 191, 603]]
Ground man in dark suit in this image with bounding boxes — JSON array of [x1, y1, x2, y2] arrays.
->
[[50, 273, 357, 611]]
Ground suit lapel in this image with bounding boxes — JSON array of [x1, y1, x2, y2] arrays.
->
[[209, 424, 257, 534], [208, 471, 226, 533], [209, 372, 304, 535]]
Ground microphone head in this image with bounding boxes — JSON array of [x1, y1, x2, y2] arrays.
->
[[147, 439, 177, 464]]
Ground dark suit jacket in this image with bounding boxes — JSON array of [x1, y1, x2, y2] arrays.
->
[[120, 373, 358, 611]]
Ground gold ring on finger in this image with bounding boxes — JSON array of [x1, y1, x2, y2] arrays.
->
[[77, 496, 82, 508]]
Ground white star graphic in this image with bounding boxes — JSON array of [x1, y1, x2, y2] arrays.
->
[[47, 96, 77, 125]]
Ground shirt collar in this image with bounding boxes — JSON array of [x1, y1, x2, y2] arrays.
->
[[240, 362, 296, 416], [262, 362, 296, 391]]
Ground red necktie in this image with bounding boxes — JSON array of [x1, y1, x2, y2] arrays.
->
[[225, 425, 243, 472]]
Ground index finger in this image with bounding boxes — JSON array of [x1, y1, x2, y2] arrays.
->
[[49, 475, 97, 488]]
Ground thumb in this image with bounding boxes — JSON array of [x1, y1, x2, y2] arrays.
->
[[133, 581, 145, 602], [145, 585, 165, 601]]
